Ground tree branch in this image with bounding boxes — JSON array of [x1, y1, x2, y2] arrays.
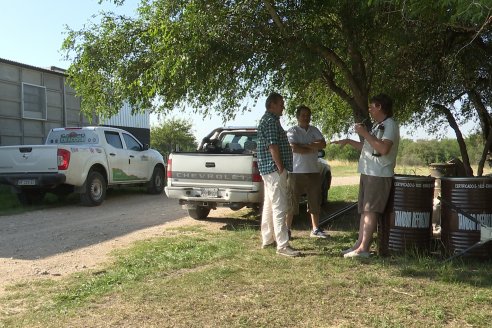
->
[[455, 14, 492, 55], [262, 0, 288, 37], [321, 69, 350, 104]]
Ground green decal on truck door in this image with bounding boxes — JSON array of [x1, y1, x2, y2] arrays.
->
[[112, 168, 143, 181]]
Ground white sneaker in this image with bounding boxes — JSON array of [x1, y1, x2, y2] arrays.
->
[[340, 247, 355, 256], [343, 250, 370, 258]]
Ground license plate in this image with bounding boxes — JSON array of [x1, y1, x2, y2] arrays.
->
[[17, 179, 36, 186], [201, 188, 218, 198]]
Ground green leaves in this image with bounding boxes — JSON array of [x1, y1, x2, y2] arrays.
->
[[150, 117, 198, 156], [62, 0, 491, 167]]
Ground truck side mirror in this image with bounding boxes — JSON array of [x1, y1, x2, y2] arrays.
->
[[318, 149, 325, 158], [143, 144, 149, 150]]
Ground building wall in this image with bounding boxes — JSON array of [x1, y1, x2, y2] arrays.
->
[[0, 58, 150, 146], [0, 59, 85, 146], [101, 101, 151, 145]]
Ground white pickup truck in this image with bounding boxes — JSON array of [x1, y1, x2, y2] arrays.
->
[[165, 127, 262, 219], [165, 127, 331, 220], [0, 126, 165, 206]]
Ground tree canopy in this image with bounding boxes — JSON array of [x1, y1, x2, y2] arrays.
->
[[150, 117, 198, 157], [62, 0, 492, 174]]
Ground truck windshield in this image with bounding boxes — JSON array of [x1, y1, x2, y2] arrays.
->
[[47, 130, 99, 145]]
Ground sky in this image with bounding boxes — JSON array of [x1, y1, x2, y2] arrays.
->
[[0, 0, 474, 142]]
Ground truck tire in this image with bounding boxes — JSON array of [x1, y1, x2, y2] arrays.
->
[[147, 166, 165, 194], [17, 190, 46, 206], [80, 171, 106, 206], [188, 206, 211, 220]]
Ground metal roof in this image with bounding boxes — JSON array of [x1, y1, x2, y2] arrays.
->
[[0, 57, 68, 76]]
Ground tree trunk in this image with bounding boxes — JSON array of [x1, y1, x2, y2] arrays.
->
[[433, 103, 473, 176], [477, 130, 492, 176], [467, 90, 492, 175], [468, 90, 491, 142]]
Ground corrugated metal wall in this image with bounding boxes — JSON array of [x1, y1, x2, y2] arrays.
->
[[0, 58, 150, 146], [0, 59, 74, 146], [102, 101, 150, 129], [101, 101, 151, 145]]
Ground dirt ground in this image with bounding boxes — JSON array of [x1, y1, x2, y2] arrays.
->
[[0, 176, 359, 297]]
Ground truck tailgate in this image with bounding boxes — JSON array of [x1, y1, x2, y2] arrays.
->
[[169, 153, 256, 189], [0, 145, 59, 173]]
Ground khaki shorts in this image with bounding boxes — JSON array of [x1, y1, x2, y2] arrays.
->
[[358, 174, 393, 214], [288, 172, 321, 215]]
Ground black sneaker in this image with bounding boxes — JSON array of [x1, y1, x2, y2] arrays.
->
[[310, 228, 329, 239], [261, 242, 276, 249]]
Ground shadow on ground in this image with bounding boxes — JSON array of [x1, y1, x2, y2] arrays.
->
[[201, 201, 360, 234]]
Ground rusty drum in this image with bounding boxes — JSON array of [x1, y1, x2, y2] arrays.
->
[[440, 177, 492, 258], [380, 175, 435, 256]]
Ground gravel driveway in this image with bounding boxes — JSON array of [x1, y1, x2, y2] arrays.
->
[[0, 191, 187, 295], [0, 176, 359, 295]]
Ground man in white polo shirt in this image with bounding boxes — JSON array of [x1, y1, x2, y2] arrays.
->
[[286, 105, 329, 239]]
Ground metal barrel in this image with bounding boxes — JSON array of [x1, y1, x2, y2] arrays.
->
[[440, 177, 492, 258], [380, 175, 435, 256]]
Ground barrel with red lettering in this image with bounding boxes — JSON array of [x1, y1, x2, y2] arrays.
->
[[440, 177, 492, 258], [380, 175, 435, 256]]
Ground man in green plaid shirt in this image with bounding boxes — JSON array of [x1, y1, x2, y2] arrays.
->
[[257, 92, 300, 257]]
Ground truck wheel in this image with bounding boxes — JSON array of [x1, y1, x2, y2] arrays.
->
[[147, 166, 165, 194], [80, 171, 106, 206], [188, 206, 211, 220], [17, 190, 46, 206]]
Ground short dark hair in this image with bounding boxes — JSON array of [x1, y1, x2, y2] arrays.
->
[[265, 92, 283, 110], [370, 93, 393, 117], [295, 105, 311, 118]]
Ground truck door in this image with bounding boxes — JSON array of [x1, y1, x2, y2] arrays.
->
[[104, 131, 133, 183], [122, 132, 148, 181]]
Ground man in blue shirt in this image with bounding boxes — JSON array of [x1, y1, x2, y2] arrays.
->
[[257, 92, 300, 257]]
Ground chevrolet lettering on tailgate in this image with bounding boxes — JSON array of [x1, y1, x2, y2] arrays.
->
[[173, 171, 251, 181]]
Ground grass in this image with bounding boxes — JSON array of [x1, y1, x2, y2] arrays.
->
[[329, 159, 430, 177], [1, 184, 491, 328], [328, 160, 358, 177]]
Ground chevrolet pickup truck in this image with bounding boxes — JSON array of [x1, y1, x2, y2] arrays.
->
[[0, 126, 165, 206], [165, 127, 331, 220], [165, 127, 262, 220]]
